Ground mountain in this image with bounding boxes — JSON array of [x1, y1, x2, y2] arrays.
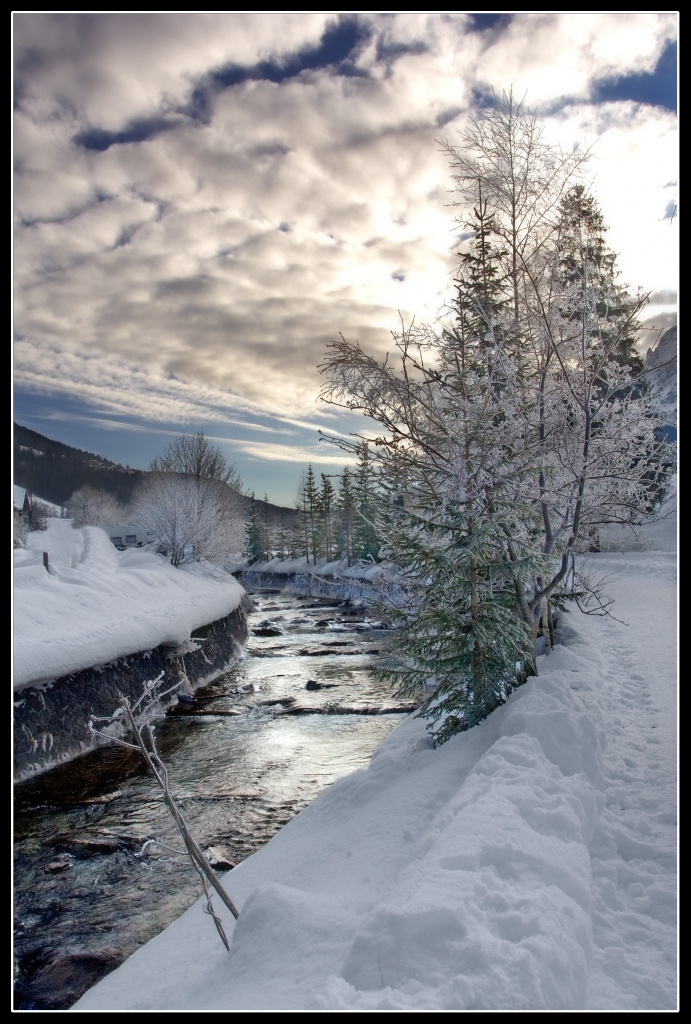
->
[[13, 423, 296, 525], [644, 325, 677, 426], [13, 424, 145, 506]]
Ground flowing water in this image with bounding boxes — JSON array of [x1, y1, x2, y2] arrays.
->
[[13, 586, 412, 1010]]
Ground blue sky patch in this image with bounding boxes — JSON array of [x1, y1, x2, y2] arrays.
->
[[592, 40, 677, 113]]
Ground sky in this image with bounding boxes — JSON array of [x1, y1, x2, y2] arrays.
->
[[13, 12, 678, 506]]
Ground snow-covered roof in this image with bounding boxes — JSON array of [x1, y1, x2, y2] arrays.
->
[[13, 484, 27, 510]]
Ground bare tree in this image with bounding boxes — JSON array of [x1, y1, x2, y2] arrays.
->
[[150, 432, 243, 491], [130, 473, 240, 566], [441, 87, 589, 324], [131, 433, 245, 566], [65, 486, 122, 528]]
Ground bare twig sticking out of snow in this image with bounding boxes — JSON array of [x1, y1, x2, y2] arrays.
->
[[88, 673, 239, 948]]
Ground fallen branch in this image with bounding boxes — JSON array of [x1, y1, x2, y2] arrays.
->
[[88, 673, 240, 949]]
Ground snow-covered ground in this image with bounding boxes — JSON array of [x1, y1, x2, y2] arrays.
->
[[13, 520, 245, 691], [72, 530, 677, 1011]]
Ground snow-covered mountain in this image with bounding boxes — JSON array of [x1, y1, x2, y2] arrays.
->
[[644, 326, 677, 426]]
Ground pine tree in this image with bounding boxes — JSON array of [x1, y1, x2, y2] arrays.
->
[[353, 443, 380, 561], [261, 493, 272, 562], [556, 185, 643, 376], [244, 494, 263, 564], [374, 206, 539, 740], [318, 94, 674, 745], [295, 472, 312, 563], [277, 510, 287, 561], [303, 465, 320, 565], [318, 473, 336, 561], [289, 494, 305, 559], [337, 466, 357, 566]]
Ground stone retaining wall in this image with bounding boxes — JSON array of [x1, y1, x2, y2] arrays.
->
[[13, 600, 250, 780]]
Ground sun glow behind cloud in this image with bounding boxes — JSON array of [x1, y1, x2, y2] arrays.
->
[[13, 12, 677, 502]]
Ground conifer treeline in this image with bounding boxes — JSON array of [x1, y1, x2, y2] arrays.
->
[[244, 442, 380, 565]]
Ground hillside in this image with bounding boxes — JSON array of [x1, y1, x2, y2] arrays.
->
[[13, 424, 144, 506], [13, 423, 295, 526]]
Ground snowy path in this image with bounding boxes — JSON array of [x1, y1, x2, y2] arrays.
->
[[581, 552, 677, 1009], [72, 549, 676, 1012]]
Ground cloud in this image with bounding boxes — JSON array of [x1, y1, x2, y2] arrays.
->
[[234, 439, 356, 465], [474, 12, 676, 107], [14, 12, 677, 449], [648, 290, 677, 306]]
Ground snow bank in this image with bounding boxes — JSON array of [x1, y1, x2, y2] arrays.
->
[[71, 548, 676, 1012], [72, 651, 606, 1010], [13, 521, 245, 691]]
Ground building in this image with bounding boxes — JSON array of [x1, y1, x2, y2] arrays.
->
[[105, 526, 157, 549]]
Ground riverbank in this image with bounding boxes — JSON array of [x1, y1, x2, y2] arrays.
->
[[14, 521, 245, 690], [13, 521, 248, 777], [13, 605, 250, 779], [74, 546, 677, 1012], [14, 587, 403, 1009]]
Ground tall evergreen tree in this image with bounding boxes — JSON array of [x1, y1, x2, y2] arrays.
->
[[318, 473, 336, 561], [244, 493, 263, 563], [277, 510, 287, 561], [353, 443, 380, 561], [337, 466, 357, 566], [303, 465, 320, 564], [289, 489, 306, 559], [374, 200, 538, 739], [261, 493, 272, 561]]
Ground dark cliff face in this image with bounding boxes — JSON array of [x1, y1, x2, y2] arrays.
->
[[644, 326, 677, 419], [14, 602, 250, 779]]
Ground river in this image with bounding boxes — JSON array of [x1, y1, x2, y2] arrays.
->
[[13, 583, 414, 1010]]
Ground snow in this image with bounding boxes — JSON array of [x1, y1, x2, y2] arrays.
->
[[13, 520, 245, 691], [13, 485, 27, 510], [240, 554, 395, 581], [72, 523, 676, 1012]]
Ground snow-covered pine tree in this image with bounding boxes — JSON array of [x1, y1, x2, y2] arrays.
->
[[244, 493, 263, 564], [261, 493, 272, 562], [318, 92, 674, 743], [303, 465, 320, 565], [519, 184, 675, 591], [276, 510, 287, 561], [373, 192, 541, 740], [288, 497, 304, 559], [318, 473, 336, 562], [294, 474, 308, 561], [337, 465, 357, 566], [353, 442, 380, 562]]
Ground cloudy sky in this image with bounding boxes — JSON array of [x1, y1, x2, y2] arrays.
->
[[13, 12, 677, 506]]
